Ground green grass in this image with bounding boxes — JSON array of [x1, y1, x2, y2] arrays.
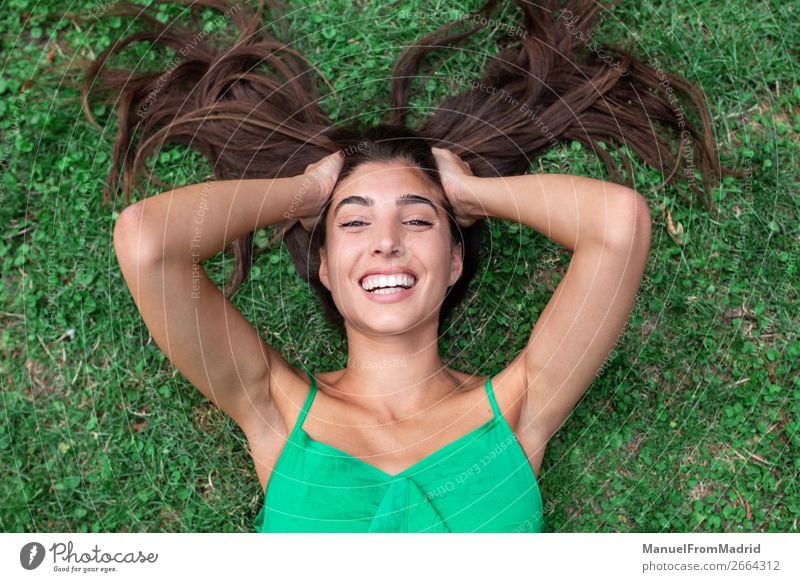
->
[[1, 0, 798, 532]]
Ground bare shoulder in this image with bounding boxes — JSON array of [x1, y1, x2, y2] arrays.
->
[[241, 352, 325, 491], [240, 351, 315, 446], [453, 358, 546, 477], [471, 356, 529, 434], [441, 359, 527, 429]]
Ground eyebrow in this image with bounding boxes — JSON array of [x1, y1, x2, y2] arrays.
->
[[332, 193, 439, 218]]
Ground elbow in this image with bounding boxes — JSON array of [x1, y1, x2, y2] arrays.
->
[[604, 188, 652, 251], [113, 202, 164, 266]]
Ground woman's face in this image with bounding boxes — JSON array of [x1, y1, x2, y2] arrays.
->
[[319, 160, 463, 334]]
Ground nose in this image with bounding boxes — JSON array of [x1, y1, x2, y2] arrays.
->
[[371, 218, 404, 256]]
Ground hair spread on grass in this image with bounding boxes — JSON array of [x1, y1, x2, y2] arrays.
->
[[76, 0, 735, 335]]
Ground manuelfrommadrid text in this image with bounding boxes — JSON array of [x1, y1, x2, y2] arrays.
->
[[643, 544, 761, 554]]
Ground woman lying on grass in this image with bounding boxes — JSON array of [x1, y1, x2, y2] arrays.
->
[[84, 0, 731, 532]]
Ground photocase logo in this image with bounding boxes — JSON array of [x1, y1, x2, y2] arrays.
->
[[20, 542, 46, 570]]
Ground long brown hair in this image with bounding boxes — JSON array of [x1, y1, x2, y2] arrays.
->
[[76, 0, 734, 335]]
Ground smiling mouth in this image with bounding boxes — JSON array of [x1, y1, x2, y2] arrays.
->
[[359, 274, 418, 295]]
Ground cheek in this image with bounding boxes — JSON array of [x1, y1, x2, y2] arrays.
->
[[420, 240, 455, 279], [323, 240, 358, 284]]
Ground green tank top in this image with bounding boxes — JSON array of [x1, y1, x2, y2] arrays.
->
[[253, 370, 543, 532]]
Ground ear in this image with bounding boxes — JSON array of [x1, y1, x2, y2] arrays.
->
[[319, 245, 331, 291], [448, 240, 464, 287]]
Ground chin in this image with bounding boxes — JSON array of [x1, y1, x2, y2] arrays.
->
[[358, 317, 417, 335], [358, 310, 439, 335]]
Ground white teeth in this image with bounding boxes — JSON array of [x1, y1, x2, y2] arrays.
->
[[373, 288, 403, 295], [360, 273, 417, 291]]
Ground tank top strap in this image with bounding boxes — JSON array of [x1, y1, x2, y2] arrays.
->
[[289, 368, 318, 438], [483, 372, 503, 419]]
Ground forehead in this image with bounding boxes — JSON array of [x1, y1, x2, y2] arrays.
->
[[333, 161, 441, 201]]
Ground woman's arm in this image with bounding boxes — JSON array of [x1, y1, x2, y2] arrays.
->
[[124, 155, 341, 264], [113, 153, 342, 432], [434, 149, 651, 443], [446, 162, 645, 251]]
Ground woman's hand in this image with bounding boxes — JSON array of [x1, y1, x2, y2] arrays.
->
[[296, 151, 345, 231], [431, 147, 481, 227]]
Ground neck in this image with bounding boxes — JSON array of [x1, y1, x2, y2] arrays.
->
[[331, 318, 457, 420]]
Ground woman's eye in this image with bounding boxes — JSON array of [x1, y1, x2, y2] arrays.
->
[[338, 219, 432, 228]]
